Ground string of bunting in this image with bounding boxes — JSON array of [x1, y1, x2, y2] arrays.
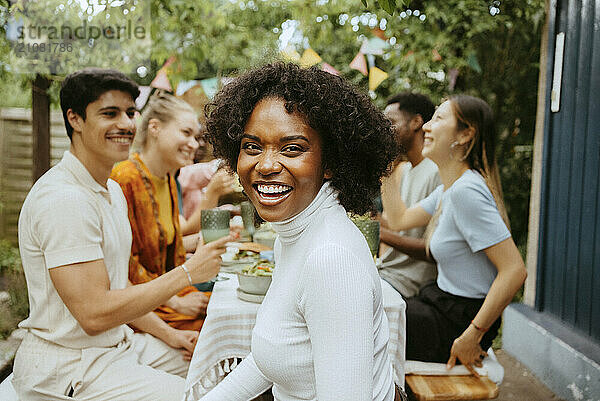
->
[[143, 32, 400, 110], [284, 36, 389, 92]]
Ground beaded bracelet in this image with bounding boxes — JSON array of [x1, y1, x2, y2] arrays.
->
[[471, 320, 488, 332], [180, 264, 193, 286]]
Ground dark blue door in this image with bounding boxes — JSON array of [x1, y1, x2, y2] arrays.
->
[[537, 0, 600, 341]]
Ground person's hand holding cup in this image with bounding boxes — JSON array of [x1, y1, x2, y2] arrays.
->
[[200, 208, 235, 281], [184, 234, 233, 283]]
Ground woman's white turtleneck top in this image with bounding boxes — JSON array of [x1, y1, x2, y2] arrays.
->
[[200, 182, 394, 401]]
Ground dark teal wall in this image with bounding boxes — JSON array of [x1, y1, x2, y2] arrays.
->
[[537, 0, 600, 341]]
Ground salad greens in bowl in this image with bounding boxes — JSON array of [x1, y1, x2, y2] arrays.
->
[[237, 260, 275, 295]]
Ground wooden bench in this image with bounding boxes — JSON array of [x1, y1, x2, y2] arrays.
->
[[406, 374, 499, 401]]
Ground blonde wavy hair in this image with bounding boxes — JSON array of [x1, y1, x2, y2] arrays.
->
[[132, 90, 197, 152], [424, 95, 510, 257]]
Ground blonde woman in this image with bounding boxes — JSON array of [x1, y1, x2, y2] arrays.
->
[[111, 93, 232, 352], [387, 95, 527, 373]]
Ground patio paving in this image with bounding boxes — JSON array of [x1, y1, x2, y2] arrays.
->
[[494, 349, 565, 401]]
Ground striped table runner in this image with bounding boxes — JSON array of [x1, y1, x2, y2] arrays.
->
[[184, 273, 406, 399]]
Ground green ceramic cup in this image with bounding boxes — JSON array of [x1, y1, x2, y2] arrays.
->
[[201, 209, 231, 243], [240, 201, 256, 239], [352, 218, 380, 257]]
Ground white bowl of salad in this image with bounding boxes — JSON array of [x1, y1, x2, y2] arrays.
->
[[237, 260, 275, 295]]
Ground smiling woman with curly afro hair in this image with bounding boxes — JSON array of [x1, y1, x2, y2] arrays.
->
[[205, 62, 399, 216], [196, 61, 407, 401]]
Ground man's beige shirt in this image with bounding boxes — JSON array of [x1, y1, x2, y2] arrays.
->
[[18, 151, 133, 348]]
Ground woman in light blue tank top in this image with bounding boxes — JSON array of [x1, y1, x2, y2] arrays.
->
[[388, 95, 527, 374]]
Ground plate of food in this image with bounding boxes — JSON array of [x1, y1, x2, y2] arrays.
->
[[237, 260, 275, 299], [220, 242, 272, 272], [221, 249, 260, 266]]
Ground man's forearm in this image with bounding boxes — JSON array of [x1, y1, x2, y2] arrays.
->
[[380, 163, 407, 231], [380, 227, 432, 262], [95, 269, 190, 333], [50, 236, 227, 337], [128, 279, 178, 341], [129, 310, 175, 343], [49, 261, 190, 336]]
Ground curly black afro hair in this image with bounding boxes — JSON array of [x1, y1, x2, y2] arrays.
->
[[205, 62, 400, 215]]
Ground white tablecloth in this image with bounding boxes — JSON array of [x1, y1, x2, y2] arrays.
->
[[184, 273, 406, 400]]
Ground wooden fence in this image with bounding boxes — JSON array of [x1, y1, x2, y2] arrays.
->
[[0, 108, 70, 242]]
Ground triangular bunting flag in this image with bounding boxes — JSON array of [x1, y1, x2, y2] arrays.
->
[[350, 52, 368, 76], [372, 28, 387, 40], [163, 56, 176, 68], [150, 56, 177, 91], [299, 48, 322, 68], [200, 77, 219, 99], [179, 83, 210, 121], [369, 66, 388, 91], [360, 37, 387, 55], [200, 78, 219, 100], [448, 68, 459, 91], [135, 86, 152, 110], [467, 52, 482, 73], [281, 45, 301, 62], [150, 69, 172, 91], [175, 80, 200, 96], [322, 63, 340, 76], [366, 54, 376, 69]]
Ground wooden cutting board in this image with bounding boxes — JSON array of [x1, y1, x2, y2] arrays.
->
[[406, 374, 499, 401]]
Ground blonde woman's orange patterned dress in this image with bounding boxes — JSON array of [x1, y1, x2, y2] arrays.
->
[[111, 153, 209, 331]]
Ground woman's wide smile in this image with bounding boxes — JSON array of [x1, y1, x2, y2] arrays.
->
[[253, 181, 294, 206]]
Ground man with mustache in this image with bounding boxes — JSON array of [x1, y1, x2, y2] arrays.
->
[[12, 68, 229, 400]]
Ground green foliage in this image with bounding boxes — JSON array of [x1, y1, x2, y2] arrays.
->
[[0, 240, 28, 340], [361, 0, 410, 15], [0, 0, 544, 250], [0, 270, 28, 339], [150, 0, 543, 250], [0, 239, 20, 274], [6, 0, 151, 76], [372, 0, 544, 248], [151, 0, 286, 82], [0, 74, 31, 107]]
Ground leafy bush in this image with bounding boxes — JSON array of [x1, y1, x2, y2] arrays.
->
[[0, 239, 20, 274], [0, 239, 28, 339]]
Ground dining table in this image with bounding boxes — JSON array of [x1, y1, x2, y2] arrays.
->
[[183, 271, 406, 400]]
